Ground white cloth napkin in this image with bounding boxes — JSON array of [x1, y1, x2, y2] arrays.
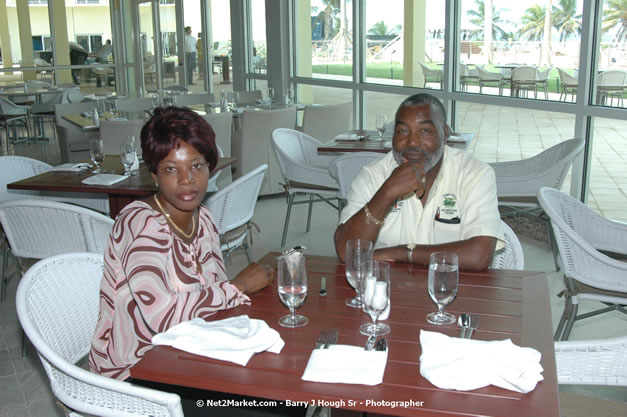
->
[[302, 344, 388, 386], [419, 330, 543, 393], [152, 316, 284, 366], [81, 174, 127, 186], [50, 163, 91, 172], [335, 133, 362, 141]]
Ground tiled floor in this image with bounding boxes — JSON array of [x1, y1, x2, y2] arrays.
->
[[1, 102, 626, 416]]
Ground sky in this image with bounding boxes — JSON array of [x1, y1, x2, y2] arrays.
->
[[311, 0, 585, 33]]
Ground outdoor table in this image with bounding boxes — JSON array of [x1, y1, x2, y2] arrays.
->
[[130, 252, 560, 417], [7, 156, 233, 218]]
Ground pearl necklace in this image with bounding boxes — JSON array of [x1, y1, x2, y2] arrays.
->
[[153, 194, 196, 239]]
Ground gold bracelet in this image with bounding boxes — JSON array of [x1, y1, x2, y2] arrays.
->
[[364, 204, 385, 226]]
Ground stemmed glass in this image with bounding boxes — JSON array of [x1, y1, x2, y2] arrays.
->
[[277, 252, 308, 328], [120, 135, 136, 176], [375, 114, 388, 140], [426, 252, 459, 325], [359, 260, 391, 336], [268, 87, 275, 104], [232, 91, 240, 108], [89, 139, 105, 173], [344, 239, 373, 308]]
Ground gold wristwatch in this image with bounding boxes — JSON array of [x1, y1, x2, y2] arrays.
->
[[406, 243, 416, 263]]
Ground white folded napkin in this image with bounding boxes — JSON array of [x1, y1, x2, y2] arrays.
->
[[447, 135, 468, 143], [81, 174, 127, 186], [335, 133, 361, 141], [152, 316, 284, 366], [419, 330, 543, 393], [50, 163, 91, 172], [302, 344, 388, 385]]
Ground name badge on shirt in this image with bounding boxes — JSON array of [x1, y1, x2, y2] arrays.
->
[[435, 193, 460, 224]]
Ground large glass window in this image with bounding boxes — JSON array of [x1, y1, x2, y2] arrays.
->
[[250, 0, 266, 74], [364, 0, 403, 86], [593, 0, 626, 108], [295, 0, 354, 81]]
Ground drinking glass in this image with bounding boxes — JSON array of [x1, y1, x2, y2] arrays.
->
[[277, 253, 308, 328], [89, 139, 105, 173], [268, 87, 275, 104], [426, 252, 459, 325], [359, 260, 391, 336], [375, 114, 388, 139], [344, 239, 373, 308], [232, 91, 240, 107], [120, 136, 136, 176]]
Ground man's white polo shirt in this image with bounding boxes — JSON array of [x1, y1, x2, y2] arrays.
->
[[339, 146, 504, 250]]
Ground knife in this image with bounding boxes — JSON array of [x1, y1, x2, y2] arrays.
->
[[375, 338, 387, 351]]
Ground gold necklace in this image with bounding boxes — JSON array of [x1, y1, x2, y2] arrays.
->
[[153, 194, 196, 239]]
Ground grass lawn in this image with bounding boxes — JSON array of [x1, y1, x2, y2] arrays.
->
[[311, 62, 579, 95]]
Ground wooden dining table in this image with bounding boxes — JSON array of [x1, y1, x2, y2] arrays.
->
[[7, 156, 234, 218], [130, 252, 560, 417]]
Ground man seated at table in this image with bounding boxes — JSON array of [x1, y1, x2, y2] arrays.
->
[[333, 93, 503, 270]]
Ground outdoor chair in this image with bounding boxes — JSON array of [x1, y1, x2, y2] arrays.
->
[[511, 66, 540, 98], [301, 102, 353, 143], [272, 128, 340, 247], [172, 92, 216, 112], [99, 118, 145, 157], [557, 68, 578, 102], [490, 138, 584, 215], [30, 89, 77, 142], [54, 101, 100, 163], [0, 97, 31, 153], [0, 199, 113, 302], [114, 97, 154, 115], [489, 221, 524, 270], [231, 106, 297, 196], [328, 152, 383, 212], [419, 63, 443, 89], [596, 70, 626, 107], [16, 253, 184, 417], [536, 67, 553, 99], [538, 187, 627, 342], [459, 63, 478, 92], [203, 164, 267, 263], [475, 65, 504, 95], [555, 335, 627, 386]]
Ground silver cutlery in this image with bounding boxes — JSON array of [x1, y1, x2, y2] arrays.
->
[[315, 328, 338, 349], [467, 314, 479, 339], [319, 277, 327, 297], [364, 334, 376, 351], [457, 315, 466, 338], [460, 313, 471, 339]]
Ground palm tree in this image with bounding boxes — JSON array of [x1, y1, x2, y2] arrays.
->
[[553, 0, 582, 42], [466, 0, 511, 40], [519, 5, 546, 41], [541, 0, 553, 66], [602, 0, 627, 43], [368, 21, 396, 36], [313, 0, 341, 40]]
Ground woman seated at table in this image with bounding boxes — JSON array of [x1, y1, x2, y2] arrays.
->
[[89, 106, 274, 381]]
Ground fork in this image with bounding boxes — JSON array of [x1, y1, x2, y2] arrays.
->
[[467, 314, 479, 339], [315, 328, 338, 349]]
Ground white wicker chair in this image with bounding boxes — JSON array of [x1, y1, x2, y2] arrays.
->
[[475, 65, 504, 95], [596, 70, 626, 107], [0, 199, 113, 301], [203, 111, 233, 190], [557, 68, 578, 102], [537, 187, 627, 341], [99, 118, 145, 157], [16, 253, 184, 417], [419, 63, 443, 89], [511, 66, 540, 98], [555, 335, 627, 386], [489, 221, 524, 270], [272, 128, 340, 247], [490, 138, 585, 214], [328, 152, 383, 211], [203, 164, 267, 263]]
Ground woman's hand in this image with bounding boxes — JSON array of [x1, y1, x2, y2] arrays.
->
[[231, 263, 276, 295]]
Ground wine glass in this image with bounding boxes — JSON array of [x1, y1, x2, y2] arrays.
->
[[344, 239, 373, 308], [359, 260, 391, 336], [277, 252, 308, 328], [89, 139, 105, 173], [120, 135, 136, 176], [375, 114, 388, 139], [426, 252, 459, 325], [232, 91, 240, 108], [267, 87, 275, 104]]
